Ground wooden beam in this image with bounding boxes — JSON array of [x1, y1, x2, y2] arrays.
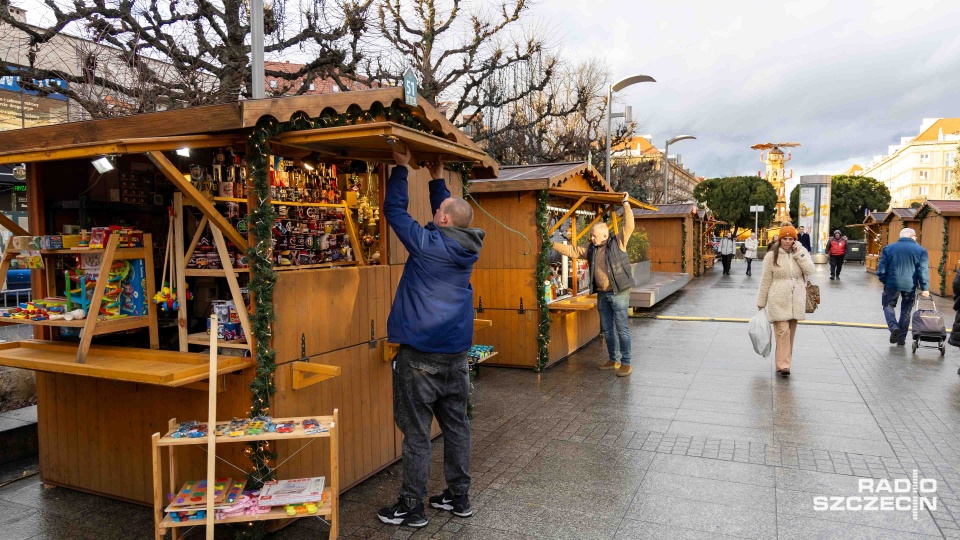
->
[[147, 151, 248, 251], [548, 196, 589, 236], [575, 207, 610, 243], [291, 361, 342, 390], [173, 195, 189, 352], [465, 178, 549, 193], [209, 225, 254, 350], [0, 134, 245, 166], [342, 206, 367, 266], [0, 213, 28, 236], [76, 234, 120, 363]]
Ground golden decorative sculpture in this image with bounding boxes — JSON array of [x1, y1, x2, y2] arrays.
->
[[751, 142, 801, 226]]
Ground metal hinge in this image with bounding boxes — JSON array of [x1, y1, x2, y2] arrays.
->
[[369, 320, 378, 349], [518, 298, 525, 314]]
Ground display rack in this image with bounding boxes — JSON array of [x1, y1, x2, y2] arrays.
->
[[152, 322, 340, 540], [0, 233, 158, 362]]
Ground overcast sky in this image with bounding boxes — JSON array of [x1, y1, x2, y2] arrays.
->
[[528, 0, 960, 184]]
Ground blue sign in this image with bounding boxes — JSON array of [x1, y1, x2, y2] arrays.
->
[[403, 68, 418, 107], [0, 67, 68, 101]]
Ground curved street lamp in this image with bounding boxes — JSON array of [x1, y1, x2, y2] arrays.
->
[[663, 134, 696, 203], [605, 74, 656, 184]]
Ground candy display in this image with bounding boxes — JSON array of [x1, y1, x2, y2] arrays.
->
[[468, 345, 495, 362]]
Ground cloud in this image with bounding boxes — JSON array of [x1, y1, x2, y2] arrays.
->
[[530, 0, 960, 178]]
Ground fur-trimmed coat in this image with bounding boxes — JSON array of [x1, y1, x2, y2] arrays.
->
[[757, 245, 816, 322]]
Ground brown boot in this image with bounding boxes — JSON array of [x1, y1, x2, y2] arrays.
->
[[616, 365, 632, 377], [598, 361, 620, 370]]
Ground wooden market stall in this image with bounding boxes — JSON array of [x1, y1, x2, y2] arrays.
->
[[856, 211, 889, 273], [466, 162, 656, 370], [916, 200, 960, 297], [0, 87, 497, 524], [630, 203, 698, 275], [883, 208, 919, 247]]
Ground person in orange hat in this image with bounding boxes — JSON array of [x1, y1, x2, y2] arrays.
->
[[756, 225, 816, 376]]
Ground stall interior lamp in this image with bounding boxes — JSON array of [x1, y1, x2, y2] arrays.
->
[[176, 147, 191, 157], [301, 153, 320, 171], [91, 156, 115, 174]]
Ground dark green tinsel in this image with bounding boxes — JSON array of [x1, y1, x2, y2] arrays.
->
[[693, 221, 701, 277], [939, 215, 948, 296], [681, 219, 687, 274], [534, 190, 551, 372]]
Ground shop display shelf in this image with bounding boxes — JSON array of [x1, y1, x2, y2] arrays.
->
[[185, 332, 250, 350], [159, 489, 332, 528]]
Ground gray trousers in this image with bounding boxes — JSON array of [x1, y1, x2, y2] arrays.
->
[[394, 345, 472, 501]]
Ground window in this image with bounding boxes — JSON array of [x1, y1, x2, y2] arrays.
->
[[269, 80, 277, 89], [309, 83, 316, 91], [919, 170, 930, 180], [947, 170, 955, 183], [919, 185, 929, 195], [920, 153, 931, 163], [945, 185, 952, 197], [947, 152, 957, 167]]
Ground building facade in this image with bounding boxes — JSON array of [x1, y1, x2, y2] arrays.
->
[[863, 118, 960, 207], [612, 136, 702, 203]]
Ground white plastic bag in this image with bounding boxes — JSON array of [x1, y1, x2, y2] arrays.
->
[[748, 308, 773, 357]]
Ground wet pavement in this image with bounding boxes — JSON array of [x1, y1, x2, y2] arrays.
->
[[1, 259, 959, 539]]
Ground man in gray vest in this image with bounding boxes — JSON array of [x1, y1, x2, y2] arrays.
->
[[551, 194, 635, 376]]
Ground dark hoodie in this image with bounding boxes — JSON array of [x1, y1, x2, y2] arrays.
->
[[384, 166, 485, 354]]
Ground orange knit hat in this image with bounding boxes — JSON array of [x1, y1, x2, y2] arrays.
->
[[778, 225, 798, 240]]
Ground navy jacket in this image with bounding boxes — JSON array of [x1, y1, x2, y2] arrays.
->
[[384, 166, 485, 354], [797, 233, 812, 252], [877, 238, 930, 292]]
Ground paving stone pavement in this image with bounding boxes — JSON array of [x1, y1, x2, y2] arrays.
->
[[0, 260, 958, 539]]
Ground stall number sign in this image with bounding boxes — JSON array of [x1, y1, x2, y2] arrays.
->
[[403, 68, 418, 107]]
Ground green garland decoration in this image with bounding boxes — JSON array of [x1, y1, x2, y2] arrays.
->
[[240, 102, 431, 489], [535, 190, 551, 372], [939, 215, 948, 296], [681, 219, 687, 273]]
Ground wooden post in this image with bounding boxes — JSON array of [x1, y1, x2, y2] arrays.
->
[[143, 233, 160, 349], [152, 432, 163, 540], [168, 418, 181, 540], [205, 315, 217, 539], [173, 194, 189, 351], [330, 408, 339, 540], [209, 225, 254, 345], [571, 218, 578, 295]]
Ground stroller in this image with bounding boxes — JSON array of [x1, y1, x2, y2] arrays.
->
[[911, 295, 947, 355]]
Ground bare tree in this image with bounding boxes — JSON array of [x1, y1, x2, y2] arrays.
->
[[365, 0, 586, 143], [0, 0, 372, 117]]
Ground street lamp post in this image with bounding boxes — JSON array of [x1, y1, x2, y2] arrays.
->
[[605, 74, 655, 185], [250, 0, 265, 99], [662, 135, 696, 203]]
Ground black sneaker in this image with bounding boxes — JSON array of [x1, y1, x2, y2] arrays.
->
[[429, 489, 473, 517], [890, 328, 901, 344], [377, 497, 428, 527]]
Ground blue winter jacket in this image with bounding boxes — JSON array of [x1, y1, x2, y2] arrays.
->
[[384, 166, 485, 354], [877, 238, 930, 292]]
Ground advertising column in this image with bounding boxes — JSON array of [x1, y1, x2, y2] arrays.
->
[[798, 175, 832, 264]]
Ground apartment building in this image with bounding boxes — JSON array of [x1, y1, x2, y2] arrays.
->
[[863, 118, 960, 207]]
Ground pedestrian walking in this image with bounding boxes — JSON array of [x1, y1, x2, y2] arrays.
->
[[797, 226, 812, 252], [756, 225, 815, 376], [827, 230, 847, 280], [744, 233, 759, 276], [378, 147, 484, 527], [719, 231, 736, 275], [876, 228, 930, 346], [551, 193, 635, 377]]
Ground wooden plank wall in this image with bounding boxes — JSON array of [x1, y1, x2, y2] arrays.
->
[[36, 370, 252, 505], [272, 266, 391, 361], [547, 309, 600, 365], [918, 214, 960, 297], [388, 167, 464, 266], [271, 342, 397, 491], [638, 218, 685, 273]]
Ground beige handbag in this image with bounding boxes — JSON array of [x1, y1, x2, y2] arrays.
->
[[805, 282, 820, 313]]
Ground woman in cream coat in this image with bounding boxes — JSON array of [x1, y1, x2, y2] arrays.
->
[[756, 226, 815, 376]]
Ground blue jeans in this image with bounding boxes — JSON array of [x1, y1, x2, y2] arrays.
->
[[393, 345, 471, 501], [597, 289, 632, 365], [882, 286, 916, 337]]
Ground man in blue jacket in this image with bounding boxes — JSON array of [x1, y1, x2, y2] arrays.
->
[[377, 146, 484, 529], [877, 228, 930, 345]]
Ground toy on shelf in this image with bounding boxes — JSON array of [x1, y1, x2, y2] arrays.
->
[[276, 420, 295, 433], [0, 299, 69, 321], [154, 211, 191, 311], [169, 478, 232, 509], [285, 502, 319, 516]]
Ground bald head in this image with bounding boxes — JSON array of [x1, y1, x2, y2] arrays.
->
[[434, 197, 474, 228], [590, 223, 610, 245]]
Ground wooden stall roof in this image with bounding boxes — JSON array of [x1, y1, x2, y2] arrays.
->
[[631, 203, 698, 218], [868, 211, 889, 222], [468, 161, 609, 193], [919, 200, 960, 216], [0, 87, 497, 176], [884, 208, 919, 222]]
